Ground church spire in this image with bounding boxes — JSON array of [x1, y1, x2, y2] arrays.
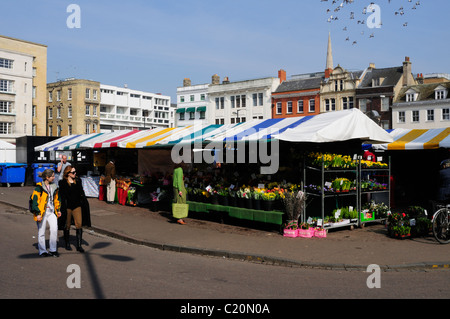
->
[[325, 32, 333, 78]]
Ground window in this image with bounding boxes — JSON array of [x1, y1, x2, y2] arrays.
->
[[412, 110, 420, 123], [93, 90, 98, 100], [93, 106, 97, 116], [0, 123, 12, 134], [68, 88, 72, 100], [258, 93, 263, 106], [359, 99, 367, 112], [231, 96, 235, 108], [200, 94, 205, 101], [68, 106, 72, 118], [86, 88, 90, 99], [443, 109, 450, 121], [68, 125, 72, 135], [189, 112, 195, 120], [48, 125, 53, 136], [215, 98, 220, 109], [297, 100, 304, 113], [57, 125, 62, 137], [0, 58, 13, 69], [241, 95, 246, 107], [32, 105, 36, 117], [309, 99, 316, 113], [220, 97, 224, 109], [381, 97, 389, 112], [85, 123, 90, 134], [93, 123, 98, 133], [342, 97, 348, 109], [179, 113, 185, 121], [348, 97, 354, 109], [236, 95, 241, 108], [190, 95, 194, 102], [287, 101, 292, 114], [331, 98, 336, 111], [0, 79, 14, 93], [231, 118, 235, 124], [32, 86, 36, 99], [57, 107, 61, 118], [436, 90, 447, 100], [49, 91, 53, 102], [199, 111, 205, 119], [56, 90, 61, 101], [406, 93, 416, 102], [427, 110, 434, 121], [398, 111, 406, 123], [85, 105, 90, 116], [253, 94, 258, 106], [325, 99, 330, 112], [276, 102, 282, 114], [0, 101, 12, 113], [48, 108, 53, 119]]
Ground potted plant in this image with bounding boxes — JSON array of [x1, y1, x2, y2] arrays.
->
[[228, 188, 237, 207], [282, 190, 307, 237], [252, 188, 264, 211], [261, 191, 276, 211], [283, 220, 299, 237], [217, 187, 229, 206], [298, 222, 314, 238]]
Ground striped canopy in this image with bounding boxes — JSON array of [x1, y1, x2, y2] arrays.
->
[[372, 127, 450, 150]]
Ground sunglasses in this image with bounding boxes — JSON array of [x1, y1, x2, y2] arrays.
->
[[69, 171, 76, 174]]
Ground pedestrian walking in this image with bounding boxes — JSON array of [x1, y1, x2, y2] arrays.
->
[[58, 165, 91, 253], [105, 158, 116, 204], [172, 163, 187, 225], [30, 169, 61, 257], [57, 155, 71, 181]]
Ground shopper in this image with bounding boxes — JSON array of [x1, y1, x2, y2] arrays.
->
[[105, 158, 116, 204], [173, 163, 187, 225], [58, 165, 91, 253], [30, 169, 61, 257], [57, 155, 71, 181]]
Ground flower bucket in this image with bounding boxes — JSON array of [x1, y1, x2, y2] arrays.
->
[[314, 229, 327, 238], [262, 200, 273, 211], [298, 228, 314, 238], [283, 229, 298, 238]]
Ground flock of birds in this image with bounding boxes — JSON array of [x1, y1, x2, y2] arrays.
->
[[321, 0, 422, 45]]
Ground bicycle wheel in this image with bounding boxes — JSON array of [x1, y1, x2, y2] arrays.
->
[[432, 208, 450, 244]]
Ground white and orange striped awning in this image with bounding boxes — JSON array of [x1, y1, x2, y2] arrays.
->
[[372, 127, 450, 150]]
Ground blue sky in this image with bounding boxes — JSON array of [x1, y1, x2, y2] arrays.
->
[[1, 0, 449, 101]]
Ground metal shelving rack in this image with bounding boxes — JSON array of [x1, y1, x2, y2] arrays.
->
[[302, 155, 391, 230]]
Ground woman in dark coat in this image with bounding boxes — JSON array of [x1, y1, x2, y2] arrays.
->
[[58, 165, 91, 253]]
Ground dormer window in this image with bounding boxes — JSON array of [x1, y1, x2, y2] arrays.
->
[[406, 93, 416, 102], [435, 86, 448, 100]]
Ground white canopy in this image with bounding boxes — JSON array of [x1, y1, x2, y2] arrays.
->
[[273, 108, 394, 144]]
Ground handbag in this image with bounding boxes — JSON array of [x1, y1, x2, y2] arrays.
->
[[172, 203, 189, 219]]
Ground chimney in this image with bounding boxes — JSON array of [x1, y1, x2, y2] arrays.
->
[[369, 63, 376, 69], [417, 73, 424, 84], [212, 74, 220, 85], [278, 69, 286, 82], [183, 78, 191, 87], [222, 76, 230, 84], [403, 56, 413, 86]]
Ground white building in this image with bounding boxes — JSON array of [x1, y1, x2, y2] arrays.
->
[[208, 73, 282, 125], [100, 84, 174, 131], [0, 49, 34, 143], [392, 82, 450, 129], [176, 78, 208, 127]]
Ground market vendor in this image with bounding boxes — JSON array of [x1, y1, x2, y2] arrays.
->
[[363, 149, 376, 162], [173, 163, 187, 225]]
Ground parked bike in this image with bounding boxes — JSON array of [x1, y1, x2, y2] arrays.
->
[[432, 204, 450, 244]]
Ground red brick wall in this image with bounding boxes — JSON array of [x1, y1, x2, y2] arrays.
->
[[272, 90, 321, 118]]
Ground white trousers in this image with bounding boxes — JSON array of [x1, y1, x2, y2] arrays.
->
[[36, 211, 58, 255], [106, 179, 116, 202]]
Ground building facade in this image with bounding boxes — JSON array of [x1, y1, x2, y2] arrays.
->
[[47, 79, 101, 136], [392, 81, 450, 129], [0, 49, 33, 143], [355, 57, 416, 129], [176, 79, 208, 127], [100, 84, 173, 131], [0, 35, 47, 137], [272, 70, 322, 119], [208, 73, 281, 125]]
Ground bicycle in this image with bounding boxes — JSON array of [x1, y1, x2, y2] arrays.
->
[[432, 204, 450, 244]]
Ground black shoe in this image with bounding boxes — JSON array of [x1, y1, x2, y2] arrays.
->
[[76, 229, 85, 253], [40, 252, 51, 257], [49, 251, 59, 257], [64, 229, 72, 250]]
